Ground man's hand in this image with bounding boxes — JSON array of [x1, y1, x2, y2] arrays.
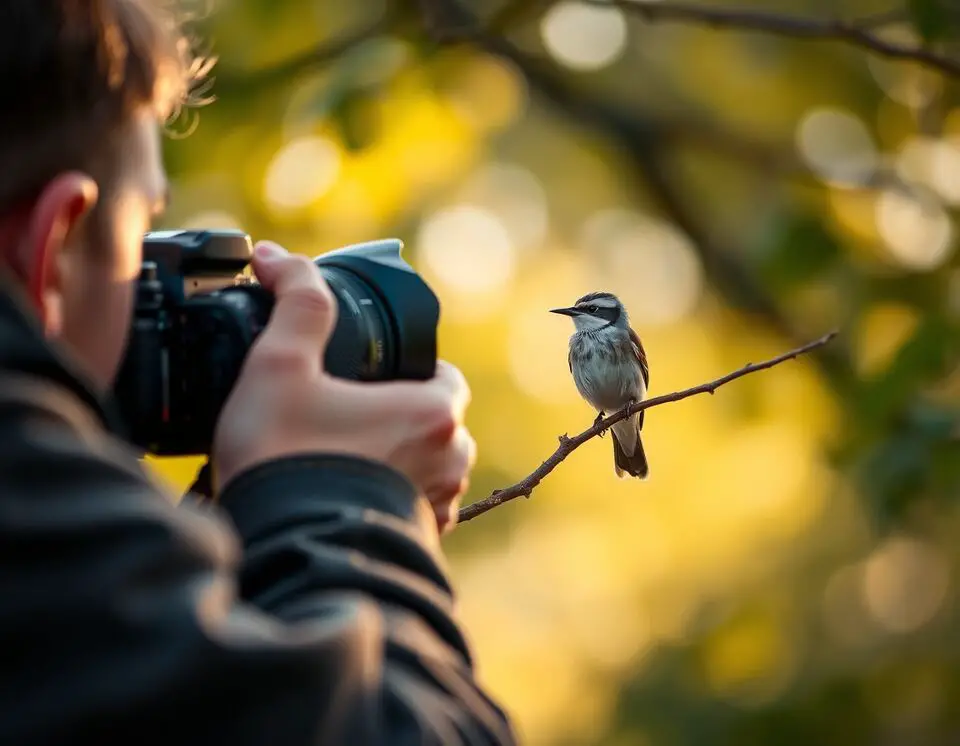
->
[[212, 241, 474, 535]]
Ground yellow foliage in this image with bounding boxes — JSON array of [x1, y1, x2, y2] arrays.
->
[[700, 604, 799, 706], [856, 303, 922, 377]]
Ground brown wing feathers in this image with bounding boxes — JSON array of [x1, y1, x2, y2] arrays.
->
[[628, 326, 649, 389]]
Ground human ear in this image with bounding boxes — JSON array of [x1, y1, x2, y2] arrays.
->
[[17, 172, 99, 336]]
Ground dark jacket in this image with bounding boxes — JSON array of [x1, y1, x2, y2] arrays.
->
[[0, 281, 516, 746]]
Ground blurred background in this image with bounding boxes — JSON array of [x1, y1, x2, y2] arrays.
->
[[148, 0, 960, 743]]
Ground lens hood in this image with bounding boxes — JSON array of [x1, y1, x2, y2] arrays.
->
[[315, 239, 439, 380]]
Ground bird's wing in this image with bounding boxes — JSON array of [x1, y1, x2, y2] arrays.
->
[[629, 327, 649, 432], [629, 326, 649, 390]]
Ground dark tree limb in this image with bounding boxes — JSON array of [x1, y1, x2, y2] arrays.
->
[[594, 1, 960, 78], [458, 331, 837, 523]]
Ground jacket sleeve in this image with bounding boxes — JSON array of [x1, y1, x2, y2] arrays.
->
[[0, 386, 516, 746]]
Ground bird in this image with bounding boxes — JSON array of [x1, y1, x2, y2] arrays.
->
[[550, 291, 649, 479]]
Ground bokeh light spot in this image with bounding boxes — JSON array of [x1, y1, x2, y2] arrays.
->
[[263, 136, 341, 212], [541, 1, 628, 72], [929, 139, 960, 204], [895, 135, 960, 206], [580, 209, 704, 325], [418, 205, 517, 297], [458, 162, 549, 252], [875, 189, 954, 270], [796, 107, 878, 187], [862, 537, 950, 634], [503, 251, 598, 405], [895, 136, 938, 187], [507, 303, 581, 405], [181, 210, 243, 230]]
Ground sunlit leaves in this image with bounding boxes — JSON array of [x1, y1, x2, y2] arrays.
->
[[855, 401, 960, 528]]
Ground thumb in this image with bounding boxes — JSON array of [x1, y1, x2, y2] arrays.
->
[[252, 241, 338, 354]]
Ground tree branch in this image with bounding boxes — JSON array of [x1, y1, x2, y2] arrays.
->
[[591, 0, 960, 78], [457, 331, 838, 523]]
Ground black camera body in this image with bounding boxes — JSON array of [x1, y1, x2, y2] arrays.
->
[[112, 230, 439, 456]]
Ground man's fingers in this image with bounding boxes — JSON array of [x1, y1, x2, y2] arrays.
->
[[430, 360, 471, 415], [431, 426, 475, 534], [349, 360, 472, 419], [252, 241, 337, 354]]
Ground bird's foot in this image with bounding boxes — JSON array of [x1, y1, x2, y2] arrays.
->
[[594, 411, 607, 437], [618, 399, 637, 420]]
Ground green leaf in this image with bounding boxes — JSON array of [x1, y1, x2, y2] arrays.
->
[[856, 316, 960, 428], [858, 432, 930, 528], [908, 0, 953, 42], [755, 212, 841, 291]]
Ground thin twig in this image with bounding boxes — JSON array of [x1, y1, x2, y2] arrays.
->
[[457, 331, 838, 523], [592, 0, 960, 78]]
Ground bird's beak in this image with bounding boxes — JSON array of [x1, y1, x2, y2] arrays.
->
[[550, 306, 580, 317]]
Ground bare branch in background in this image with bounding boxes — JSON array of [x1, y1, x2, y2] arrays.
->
[[587, 1, 960, 78], [488, 1, 913, 37], [458, 332, 838, 523]]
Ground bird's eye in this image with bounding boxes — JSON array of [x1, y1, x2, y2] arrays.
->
[[588, 305, 598, 313]]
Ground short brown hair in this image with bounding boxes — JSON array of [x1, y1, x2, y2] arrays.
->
[[0, 0, 213, 208]]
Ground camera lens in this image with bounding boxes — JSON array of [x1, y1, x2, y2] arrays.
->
[[317, 267, 394, 381], [313, 238, 439, 384]]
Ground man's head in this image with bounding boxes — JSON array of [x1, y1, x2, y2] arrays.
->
[[0, 1, 211, 390]]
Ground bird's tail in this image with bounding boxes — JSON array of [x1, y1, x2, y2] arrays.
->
[[612, 425, 649, 480]]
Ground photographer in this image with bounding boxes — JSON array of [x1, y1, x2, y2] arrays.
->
[[0, 2, 515, 745]]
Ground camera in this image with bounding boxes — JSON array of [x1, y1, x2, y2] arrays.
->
[[112, 230, 440, 456]]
